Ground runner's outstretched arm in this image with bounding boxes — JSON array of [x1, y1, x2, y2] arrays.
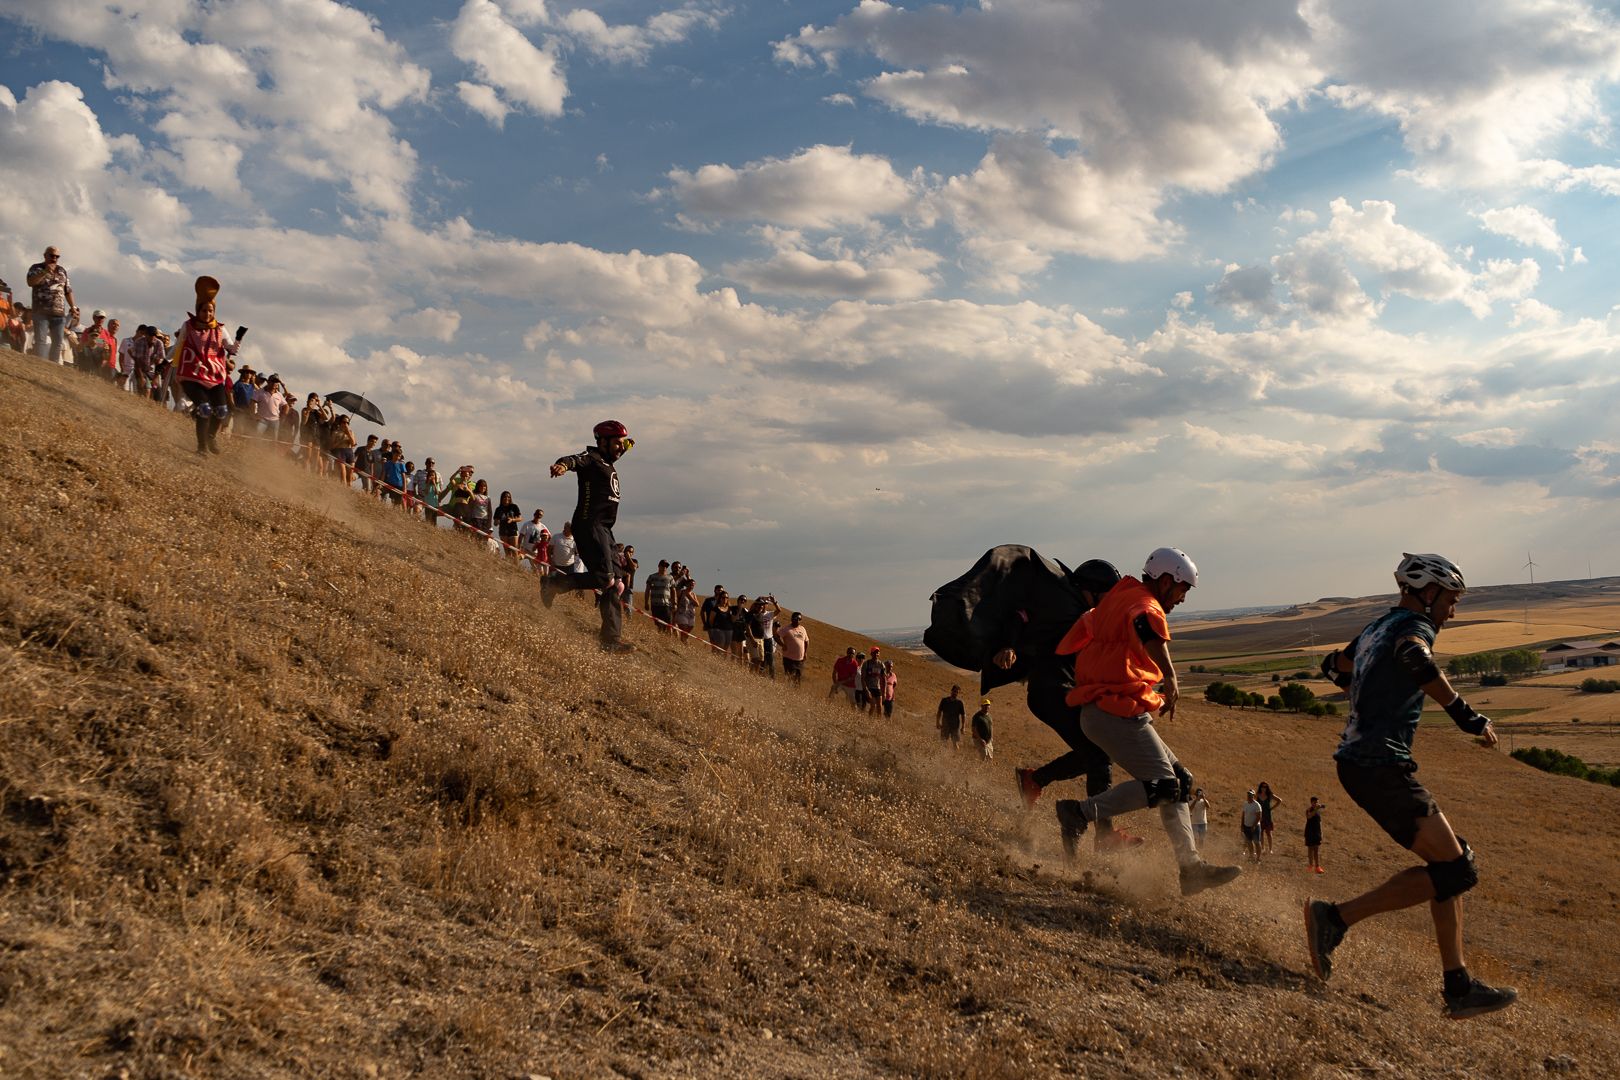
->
[[1143, 636, 1179, 719]]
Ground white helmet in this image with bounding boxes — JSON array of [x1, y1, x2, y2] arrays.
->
[[1395, 553, 1465, 594], [1144, 547, 1198, 587]]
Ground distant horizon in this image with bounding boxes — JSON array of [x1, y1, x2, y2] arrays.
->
[[858, 571, 1620, 637]]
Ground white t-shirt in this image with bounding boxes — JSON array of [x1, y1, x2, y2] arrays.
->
[[1241, 799, 1262, 828], [550, 533, 578, 566], [1190, 797, 1209, 826]]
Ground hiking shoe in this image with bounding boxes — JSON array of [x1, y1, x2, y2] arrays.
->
[[540, 575, 556, 608], [1014, 767, 1042, 809], [600, 641, 635, 654], [1443, 978, 1518, 1020], [1303, 900, 1347, 980], [207, 439, 223, 455], [1055, 800, 1088, 860], [1179, 861, 1242, 897]]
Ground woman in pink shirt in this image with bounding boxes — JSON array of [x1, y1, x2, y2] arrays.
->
[[175, 276, 241, 455]]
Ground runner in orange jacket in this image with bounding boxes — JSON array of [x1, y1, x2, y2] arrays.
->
[[1052, 547, 1242, 897]]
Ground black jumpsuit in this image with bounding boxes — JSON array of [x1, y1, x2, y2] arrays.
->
[[551, 446, 624, 644]]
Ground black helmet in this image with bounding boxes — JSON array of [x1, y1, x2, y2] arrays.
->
[[1072, 558, 1122, 597]]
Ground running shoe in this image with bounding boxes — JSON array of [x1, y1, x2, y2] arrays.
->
[[1313, 866, 1326, 874], [1094, 827, 1146, 853], [1303, 899, 1346, 980], [1443, 979, 1518, 1020], [540, 575, 556, 608], [1055, 799, 1088, 859], [1014, 767, 1042, 809], [1178, 861, 1241, 897]]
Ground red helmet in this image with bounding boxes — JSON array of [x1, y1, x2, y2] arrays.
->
[[593, 419, 629, 440]]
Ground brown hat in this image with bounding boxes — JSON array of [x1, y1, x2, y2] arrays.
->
[[194, 275, 220, 305]]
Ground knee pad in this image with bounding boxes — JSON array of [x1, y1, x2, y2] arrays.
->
[[217, 404, 229, 419], [195, 402, 212, 419], [1142, 776, 1179, 808], [1426, 838, 1478, 901], [1172, 762, 1194, 803]]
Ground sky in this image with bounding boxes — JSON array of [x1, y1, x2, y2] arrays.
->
[[4, 0, 1620, 630]]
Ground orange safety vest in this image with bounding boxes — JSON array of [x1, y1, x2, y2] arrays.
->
[[1056, 576, 1171, 718]]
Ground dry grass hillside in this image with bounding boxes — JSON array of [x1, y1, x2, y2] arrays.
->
[[2, 347, 1618, 1080]]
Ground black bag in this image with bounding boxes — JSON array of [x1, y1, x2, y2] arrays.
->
[[924, 545, 1079, 685]]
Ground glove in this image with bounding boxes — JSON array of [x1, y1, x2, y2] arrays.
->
[[1444, 696, 1490, 736], [1320, 649, 1351, 690], [1172, 762, 1194, 803]]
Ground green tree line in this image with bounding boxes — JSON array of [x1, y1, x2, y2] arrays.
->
[[1445, 648, 1541, 678], [1511, 746, 1620, 787], [1204, 680, 1338, 717]]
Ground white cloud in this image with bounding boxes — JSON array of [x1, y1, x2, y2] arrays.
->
[[778, 1, 1317, 191], [666, 145, 917, 228], [1509, 298, 1563, 328], [937, 136, 1181, 275], [824, 93, 856, 107], [1208, 264, 1281, 320], [1311, 0, 1620, 190], [456, 81, 511, 127], [0, 0, 430, 216], [1272, 198, 1539, 321], [451, 0, 568, 122], [726, 247, 936, 301], [560, 5, 720, 65], [1477, 205, 1567, 257], [777, 1, 1319, 281]]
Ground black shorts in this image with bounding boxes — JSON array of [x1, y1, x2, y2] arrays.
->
[[1336, 759, 1439, 850], [782, 657, 803, 676], [1242, 824, 1261, 843]]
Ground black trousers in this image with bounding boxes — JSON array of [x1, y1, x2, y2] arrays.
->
[[180, 381, 230, 451], [1027, 678, 1116, 827], [551, 516, 623, 644]]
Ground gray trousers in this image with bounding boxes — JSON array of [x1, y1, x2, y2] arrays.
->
[[1077, 704, 1199, 867]]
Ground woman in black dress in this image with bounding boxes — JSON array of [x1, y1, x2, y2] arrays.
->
[[1305, 795, 1325, 873]]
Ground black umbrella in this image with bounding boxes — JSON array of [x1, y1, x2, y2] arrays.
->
[[326, 390, 385, 426]]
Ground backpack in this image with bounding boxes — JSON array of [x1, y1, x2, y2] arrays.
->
[[923, 545, 1080, 684]]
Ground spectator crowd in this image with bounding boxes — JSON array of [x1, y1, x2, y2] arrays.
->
[[5, 245, 844, 686]]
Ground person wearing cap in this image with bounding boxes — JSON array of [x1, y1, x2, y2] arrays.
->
[[971, 698, 994, 759], [175, 276, 242, 455], [25, 245, 75, 363], [860, 647, 887, 715], [542, 419, 634, 652], [78, 310, 112, 375], [1051, 547, 1243, 897]]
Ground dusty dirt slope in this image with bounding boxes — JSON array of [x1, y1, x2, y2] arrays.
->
[[2, 348, 1617, 1080]]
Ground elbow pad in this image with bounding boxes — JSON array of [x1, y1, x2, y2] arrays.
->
[[1444, 696, 1489, 735], [1320, 650, 1351, 690], [1394, 636, 1441, 686]]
